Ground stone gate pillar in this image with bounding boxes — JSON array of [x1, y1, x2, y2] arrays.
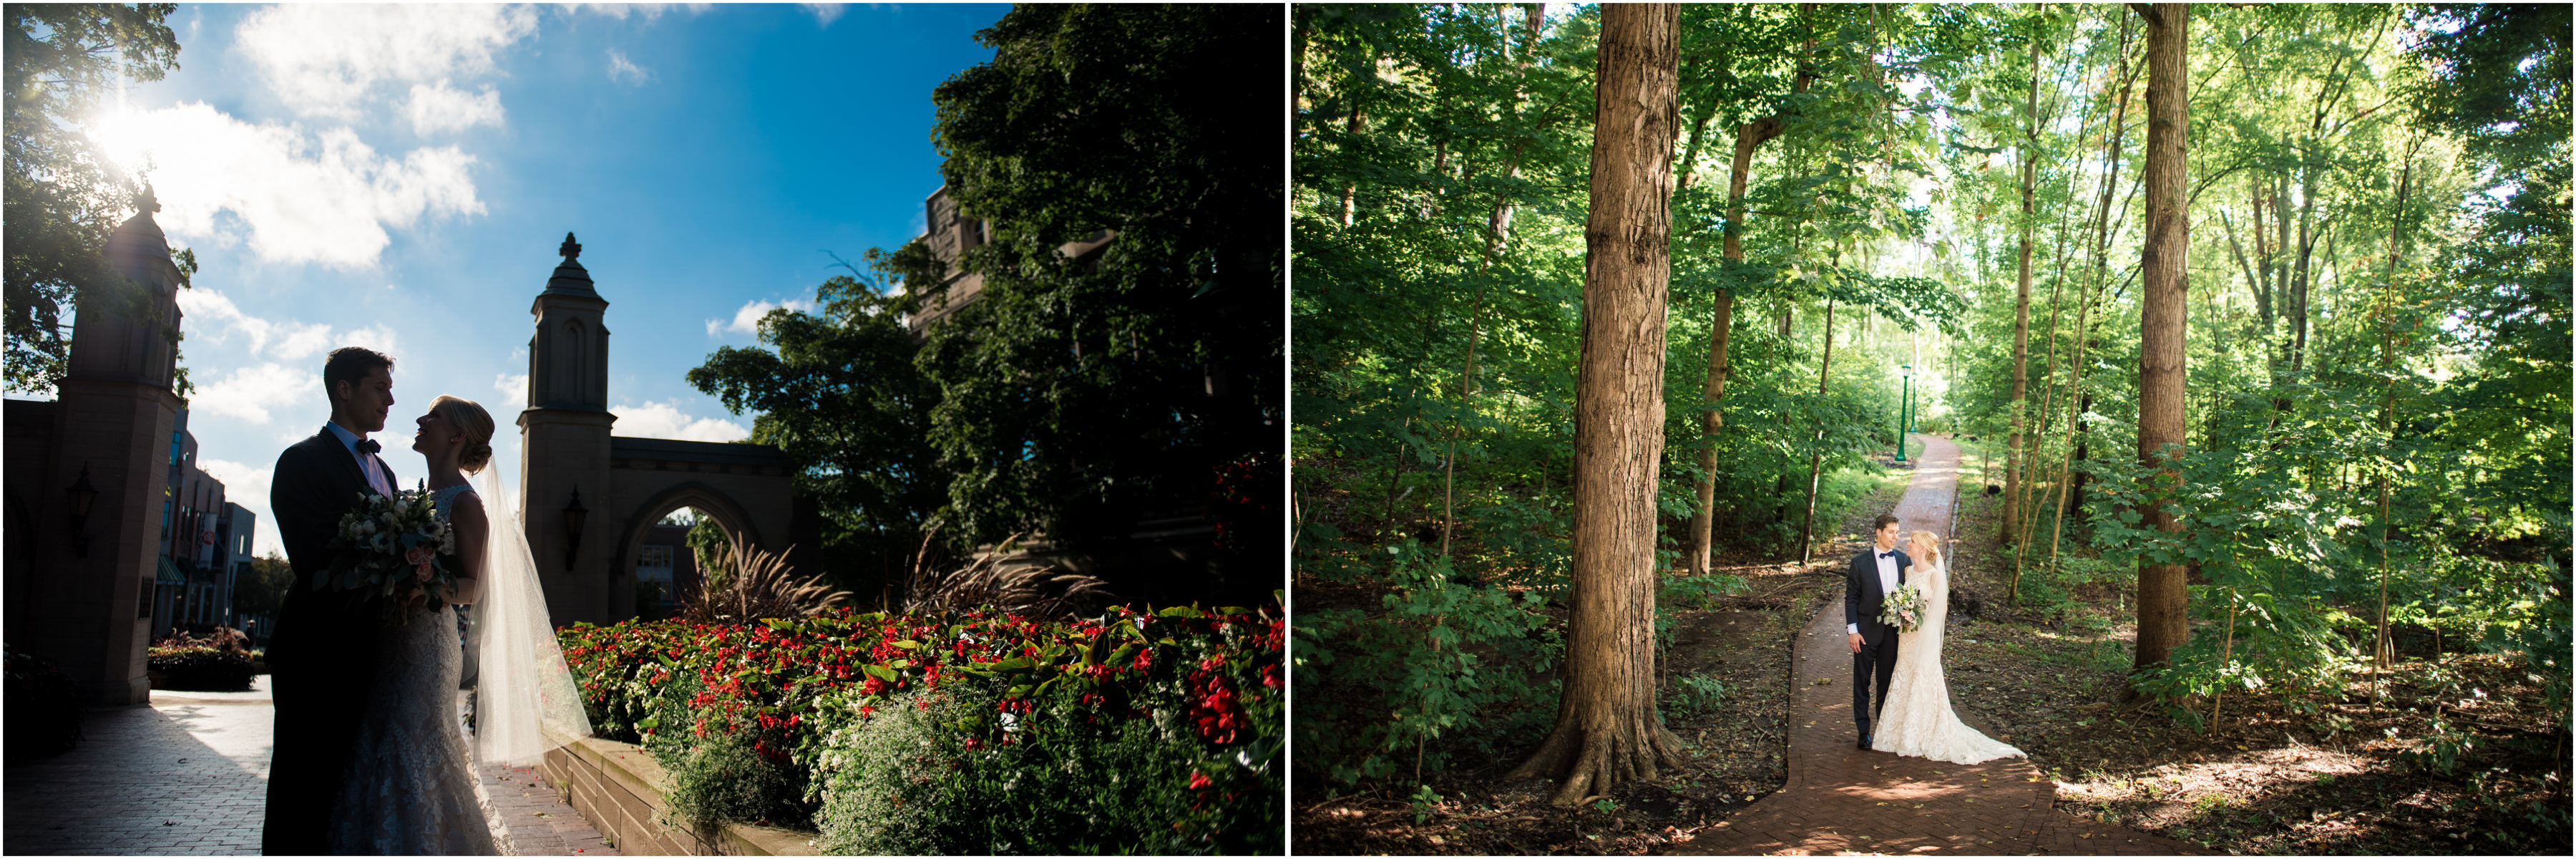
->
[[516, 233, 619, 625], [26, 190, 185, 704]]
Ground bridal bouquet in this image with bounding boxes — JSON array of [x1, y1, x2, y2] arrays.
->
[[322, 488, 459, 627], [1879, 581, 1928, 633]]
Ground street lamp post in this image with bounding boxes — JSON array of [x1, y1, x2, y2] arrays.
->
[[1894, 365, 1912, 463]]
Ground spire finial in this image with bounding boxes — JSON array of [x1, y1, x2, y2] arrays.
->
[[560, 232, 581, 261], [134, 183, 160, 215]]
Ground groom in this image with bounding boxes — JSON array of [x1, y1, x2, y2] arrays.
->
[[262, 347, 399, 855], [1845, 513, 1910, 750]]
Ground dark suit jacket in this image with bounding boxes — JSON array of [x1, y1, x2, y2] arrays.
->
[[1844, 547, 1913, 646], [263, 427, 394, 855]]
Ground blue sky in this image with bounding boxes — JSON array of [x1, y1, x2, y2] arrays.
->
[[79, 3, 1010, 558]]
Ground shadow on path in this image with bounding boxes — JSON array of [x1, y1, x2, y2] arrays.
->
[[4, 676, 615, 856], [1662, 435, 2220, 856]]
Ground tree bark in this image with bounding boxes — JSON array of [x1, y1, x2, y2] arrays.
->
[[2130, 1, 2192, 679], [1506, 3, 1687, 805]]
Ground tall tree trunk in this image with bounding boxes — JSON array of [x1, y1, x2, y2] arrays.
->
[[2130, 0, 2192, 679], [1686, 11, 1816, 574], [1799, 295, 1838, 563], [1440, 6, 1543, 558], [1506, 4, 1687, 805], [2004, 3, 2044, 550], [2028, 12, 2137, 599], [2373, 137, 2419, 673]]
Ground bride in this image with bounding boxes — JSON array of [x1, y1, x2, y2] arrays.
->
[[1870, 530, 2025, 766], [328, 395, 592, 854]]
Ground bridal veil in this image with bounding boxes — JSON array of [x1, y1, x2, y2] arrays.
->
[[469, 468, 595, 766]]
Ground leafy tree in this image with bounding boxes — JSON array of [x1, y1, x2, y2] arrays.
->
[[231, 550, 296, 623], [919, 4, 1282, 552], [4, 3, 183, 394], [686, 263, 944, 598]]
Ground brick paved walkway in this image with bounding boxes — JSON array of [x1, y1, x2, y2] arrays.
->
[[1665, 435, 2219, 856], [3, 676, 615, 856]]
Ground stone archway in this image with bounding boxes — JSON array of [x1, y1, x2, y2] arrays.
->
[[512, 234, 799, 625], [607, 480, 771, 617]]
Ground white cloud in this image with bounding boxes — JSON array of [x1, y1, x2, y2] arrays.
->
[[92, 102, 484, 268], [175, 288, 323, 358], [607, 49, 653, 85], [567, 3, 713, 21], [804, 4, 847, 26], [196, 457, 279, 558], [235, 4, 537, 120], [613, 400, 751, 442], [193, 362, 320, 424], [495, 372, 528, 405], [706, 298, 814, 336], [404, 81, 506, 135]]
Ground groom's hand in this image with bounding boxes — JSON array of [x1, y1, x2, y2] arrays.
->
[[1848, 632, 1864, 654]]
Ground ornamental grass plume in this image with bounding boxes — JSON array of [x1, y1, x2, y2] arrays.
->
[[901, 527, 1112, 621], [676, 532, 849, 623]]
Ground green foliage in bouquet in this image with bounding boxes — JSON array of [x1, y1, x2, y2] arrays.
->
[[324, 488, 460, 626]]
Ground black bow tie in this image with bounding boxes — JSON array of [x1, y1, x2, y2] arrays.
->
[[355, 439, 380, 455], [1879, 551, 1897, 558]]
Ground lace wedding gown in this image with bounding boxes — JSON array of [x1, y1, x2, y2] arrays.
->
[[327, 483, 504, 855], [1872, 555, 2026, 766]]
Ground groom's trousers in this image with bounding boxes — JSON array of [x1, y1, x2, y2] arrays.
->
[[1852, 633, 1898, 734]]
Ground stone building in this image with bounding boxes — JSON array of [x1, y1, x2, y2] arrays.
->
[[513, 234, 799, 626], [1, 192, 189, 704]]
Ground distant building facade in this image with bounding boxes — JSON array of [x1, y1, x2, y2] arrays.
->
[[152, 408, 238, 639], [630, 521, 702, 620]]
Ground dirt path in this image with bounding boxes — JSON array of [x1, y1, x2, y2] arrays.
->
[[1662, 434, 2218, 856]]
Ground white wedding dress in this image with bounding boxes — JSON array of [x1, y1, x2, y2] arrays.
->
[[326, 473, 592, 854], [1871, 555, 2026, 765], [327, 483, 502, 854]]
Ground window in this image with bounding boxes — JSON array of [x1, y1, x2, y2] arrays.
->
[[636, 545, 674, 582]]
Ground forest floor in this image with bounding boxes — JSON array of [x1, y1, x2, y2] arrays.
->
[[1292, 476, 1906, 855], [1939, 437, 2572, 855]]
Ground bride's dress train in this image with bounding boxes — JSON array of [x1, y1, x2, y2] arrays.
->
[[1872, 555, 2025, 766]]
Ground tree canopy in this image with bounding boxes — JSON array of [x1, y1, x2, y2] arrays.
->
[[4, 3, 185, 394]]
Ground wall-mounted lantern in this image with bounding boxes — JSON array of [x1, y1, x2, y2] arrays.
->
[[67, 463, 99, 558], [562, 486, 588, 571]]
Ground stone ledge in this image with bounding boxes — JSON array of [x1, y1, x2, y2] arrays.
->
[[542, 734, 820, 855]]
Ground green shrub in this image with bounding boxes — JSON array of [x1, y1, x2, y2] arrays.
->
[[560, 599, 1282, 854], [147, 644, 255, 691], [5, 644, 87, 755]]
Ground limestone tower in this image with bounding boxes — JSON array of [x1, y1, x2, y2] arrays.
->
[[517, 233, 616, 623], [18, 188, 186, 704]]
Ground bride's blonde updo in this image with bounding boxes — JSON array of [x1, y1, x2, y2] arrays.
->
[[431, 395, 497, 474], [1908, 530, 1943, 565]]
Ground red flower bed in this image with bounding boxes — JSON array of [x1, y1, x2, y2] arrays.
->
[[556, 600, 1284, 852]]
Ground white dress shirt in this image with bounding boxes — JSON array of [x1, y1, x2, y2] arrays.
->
[[325, 422, 394, 497], [1849, 548, 1902, 635]]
